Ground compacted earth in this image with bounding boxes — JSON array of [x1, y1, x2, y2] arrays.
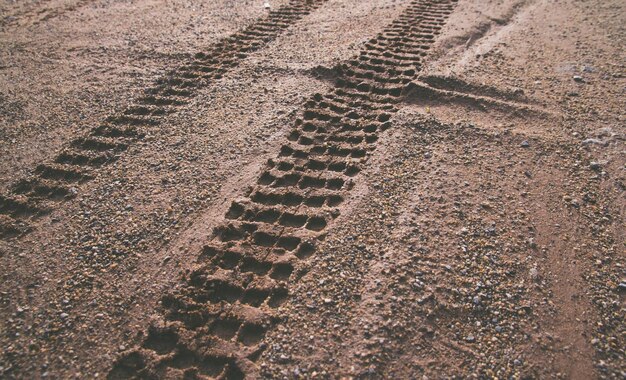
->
[[0, 0, 624, 378]]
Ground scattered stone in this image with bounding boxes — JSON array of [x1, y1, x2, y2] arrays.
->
[[582, 138, 607, 146]]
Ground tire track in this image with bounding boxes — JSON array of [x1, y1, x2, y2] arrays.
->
[[108, 0, 458, 378], [0, 0, 328, 239], [0, 0, 98, 28]]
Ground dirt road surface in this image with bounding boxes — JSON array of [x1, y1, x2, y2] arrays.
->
[[0, 0, 624, 378]]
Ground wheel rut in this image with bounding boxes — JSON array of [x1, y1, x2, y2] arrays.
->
[[0, 0, 329, 240], [107, 0, 458, 378]]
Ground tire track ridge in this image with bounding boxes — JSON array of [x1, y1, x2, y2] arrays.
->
[[0, 0, 328, 239], [108, 0, 458, 378]]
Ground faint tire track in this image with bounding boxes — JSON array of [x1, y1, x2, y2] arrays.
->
[[0, 0, 98, 28]]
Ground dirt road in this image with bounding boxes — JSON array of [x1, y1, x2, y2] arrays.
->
[[0, 0, 624, 378]]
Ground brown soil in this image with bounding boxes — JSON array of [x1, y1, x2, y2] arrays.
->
[[0, 0, 623, 378]]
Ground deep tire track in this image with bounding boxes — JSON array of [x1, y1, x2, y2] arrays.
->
[[108, 0, 458, 378], [0, 0, 328, 239]]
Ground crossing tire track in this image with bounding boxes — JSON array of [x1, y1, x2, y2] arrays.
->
[[0, 0, 328, 240], [108, 0, 458, 378]]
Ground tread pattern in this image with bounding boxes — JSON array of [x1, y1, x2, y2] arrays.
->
[[108, 0, 458, 379], [0, 0, 328, 239]]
